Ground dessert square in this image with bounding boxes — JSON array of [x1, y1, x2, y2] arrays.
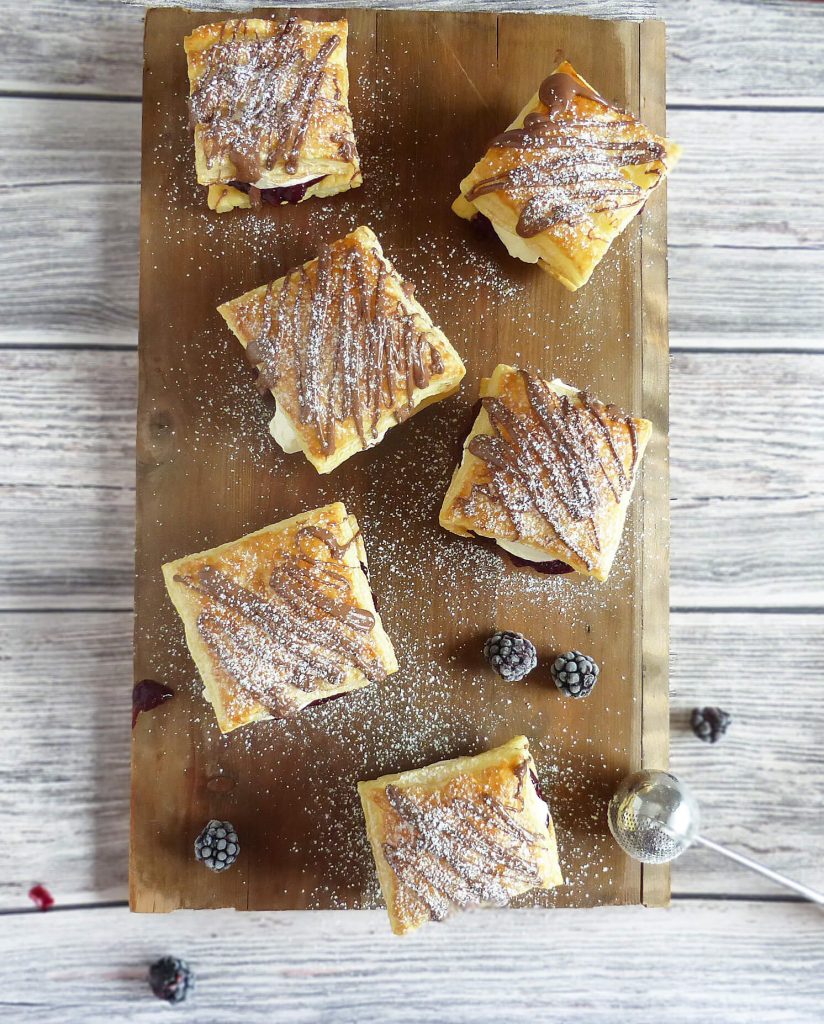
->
[[184, 17, 362, 212], [162, 502, 397, 733], [453, 61, 681, 291], [439, 365, 652, 581], [359, 736, 563, 935], [218, 225, 466, 474]]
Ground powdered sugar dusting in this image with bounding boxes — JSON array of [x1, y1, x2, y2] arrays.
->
[[135, 26, 654, 915], [188, 18, 357, 181]]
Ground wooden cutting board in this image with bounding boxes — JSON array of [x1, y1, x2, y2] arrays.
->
[[131, 5, 670, 913]]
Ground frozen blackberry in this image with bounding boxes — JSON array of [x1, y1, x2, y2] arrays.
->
[[551, 651, 600, 699], [148, 957, 193, 1004], [194, 819, 240, 872], [483, 630, 537, 681], [691, 707, 732, 744]]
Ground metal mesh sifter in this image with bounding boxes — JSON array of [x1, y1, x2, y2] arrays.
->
[[608, 769, 824, 904]]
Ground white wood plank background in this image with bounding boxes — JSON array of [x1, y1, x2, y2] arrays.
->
[[3, 902, 823, 1024], [1, 0, 823, 1020], [5, 0, 824, 105]]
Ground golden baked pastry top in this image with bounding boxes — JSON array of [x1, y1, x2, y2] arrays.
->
[[162, 503, 397, 733], [218, 226, 466, 474], [453, 61, 680, 290], [184, 17, 361, 210], [440, 365, 652, 581], [359, 736, 563, 934]]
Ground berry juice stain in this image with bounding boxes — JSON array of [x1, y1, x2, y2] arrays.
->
[[28, 885, 54, 911], [132, 680, 174, 728]]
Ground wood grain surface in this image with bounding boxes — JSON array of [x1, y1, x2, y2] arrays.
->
[[5, 609, 823, 909], [4, 900, 824, 1024], [2, 0, 824, 1019], [6, 97, 823, 351], [7, 1, 824, 107], [7, 349, 824, 612], [131, 7, 671, 913]]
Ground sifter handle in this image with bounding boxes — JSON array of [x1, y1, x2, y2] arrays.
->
[[693, 834, 824, 906]]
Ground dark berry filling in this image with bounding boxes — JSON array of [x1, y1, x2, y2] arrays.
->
[[228, 177, 325, 206], [470, 211, 496, 238], [306, 691, 351, 711], [28, 884, 54, 911], [529, 771, 552, 826], [132, 679, 174, 728], [529, 770, 546, 804], [507, 552, 575, 575]]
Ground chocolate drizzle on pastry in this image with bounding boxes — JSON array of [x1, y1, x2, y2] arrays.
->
[[173, 525, 385, 717], [245, 238, 446, 454], [190, 17, 353, 182], [464, 370, 639, 571], [465, 70, 667, 238], [382, 761, 549, 921]]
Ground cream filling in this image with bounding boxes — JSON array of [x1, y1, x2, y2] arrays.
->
[[252, 171, 321, 189], [491, 221, 541, 264], [496, 537, 558, 563], [269, 403, 398, 458], [269, 404, 303, 454]]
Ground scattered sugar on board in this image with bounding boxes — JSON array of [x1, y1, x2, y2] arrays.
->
[[137, 68, 654, 913], [142, 382, 638, 910]]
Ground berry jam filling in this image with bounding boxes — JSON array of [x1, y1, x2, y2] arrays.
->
[[529, 771, 552, 826], [470, 212, 496, 238], [228, 177, 325, 205], [306, 691, 351, 711], [28, 884, 54, 911], [507, 552, 575, 575], [529, 770, 546, 803], [132, 679, 174, 728]]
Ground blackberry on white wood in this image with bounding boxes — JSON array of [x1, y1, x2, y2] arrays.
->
[[148, 957, 194, 1004], [691, 707, 732, 744]]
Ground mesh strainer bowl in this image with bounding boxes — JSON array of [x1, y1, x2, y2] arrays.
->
[[607, 769, 699, 864], [607, 768, 824, 904]]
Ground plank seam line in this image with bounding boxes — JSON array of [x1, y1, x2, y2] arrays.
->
[[0, 893, 808, 917], [670, 347, 824, 356], [0, 344, 138, 352], [669, 243, 824, 254], [0, 181, 141, 191], [668, 101, 824, 114], [0, 608, 135, 615], [670, 605, 824, 615], [0, 482, 135, 493], [0, 899, 129, 917], [673, 892, 809, 904], [0, 90, 142, 103], [4, 606, 824, 617], [3, 92, 823, 116], [4, 343, 824, 357]]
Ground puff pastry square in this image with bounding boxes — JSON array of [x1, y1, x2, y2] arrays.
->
[[439, 365, 652, 581], [359, 736, 563, 935], [184, 17, 362, 212], [218, 225, 466, 474], [453, 61, 681, 291], [162, 502, 397, 733]]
